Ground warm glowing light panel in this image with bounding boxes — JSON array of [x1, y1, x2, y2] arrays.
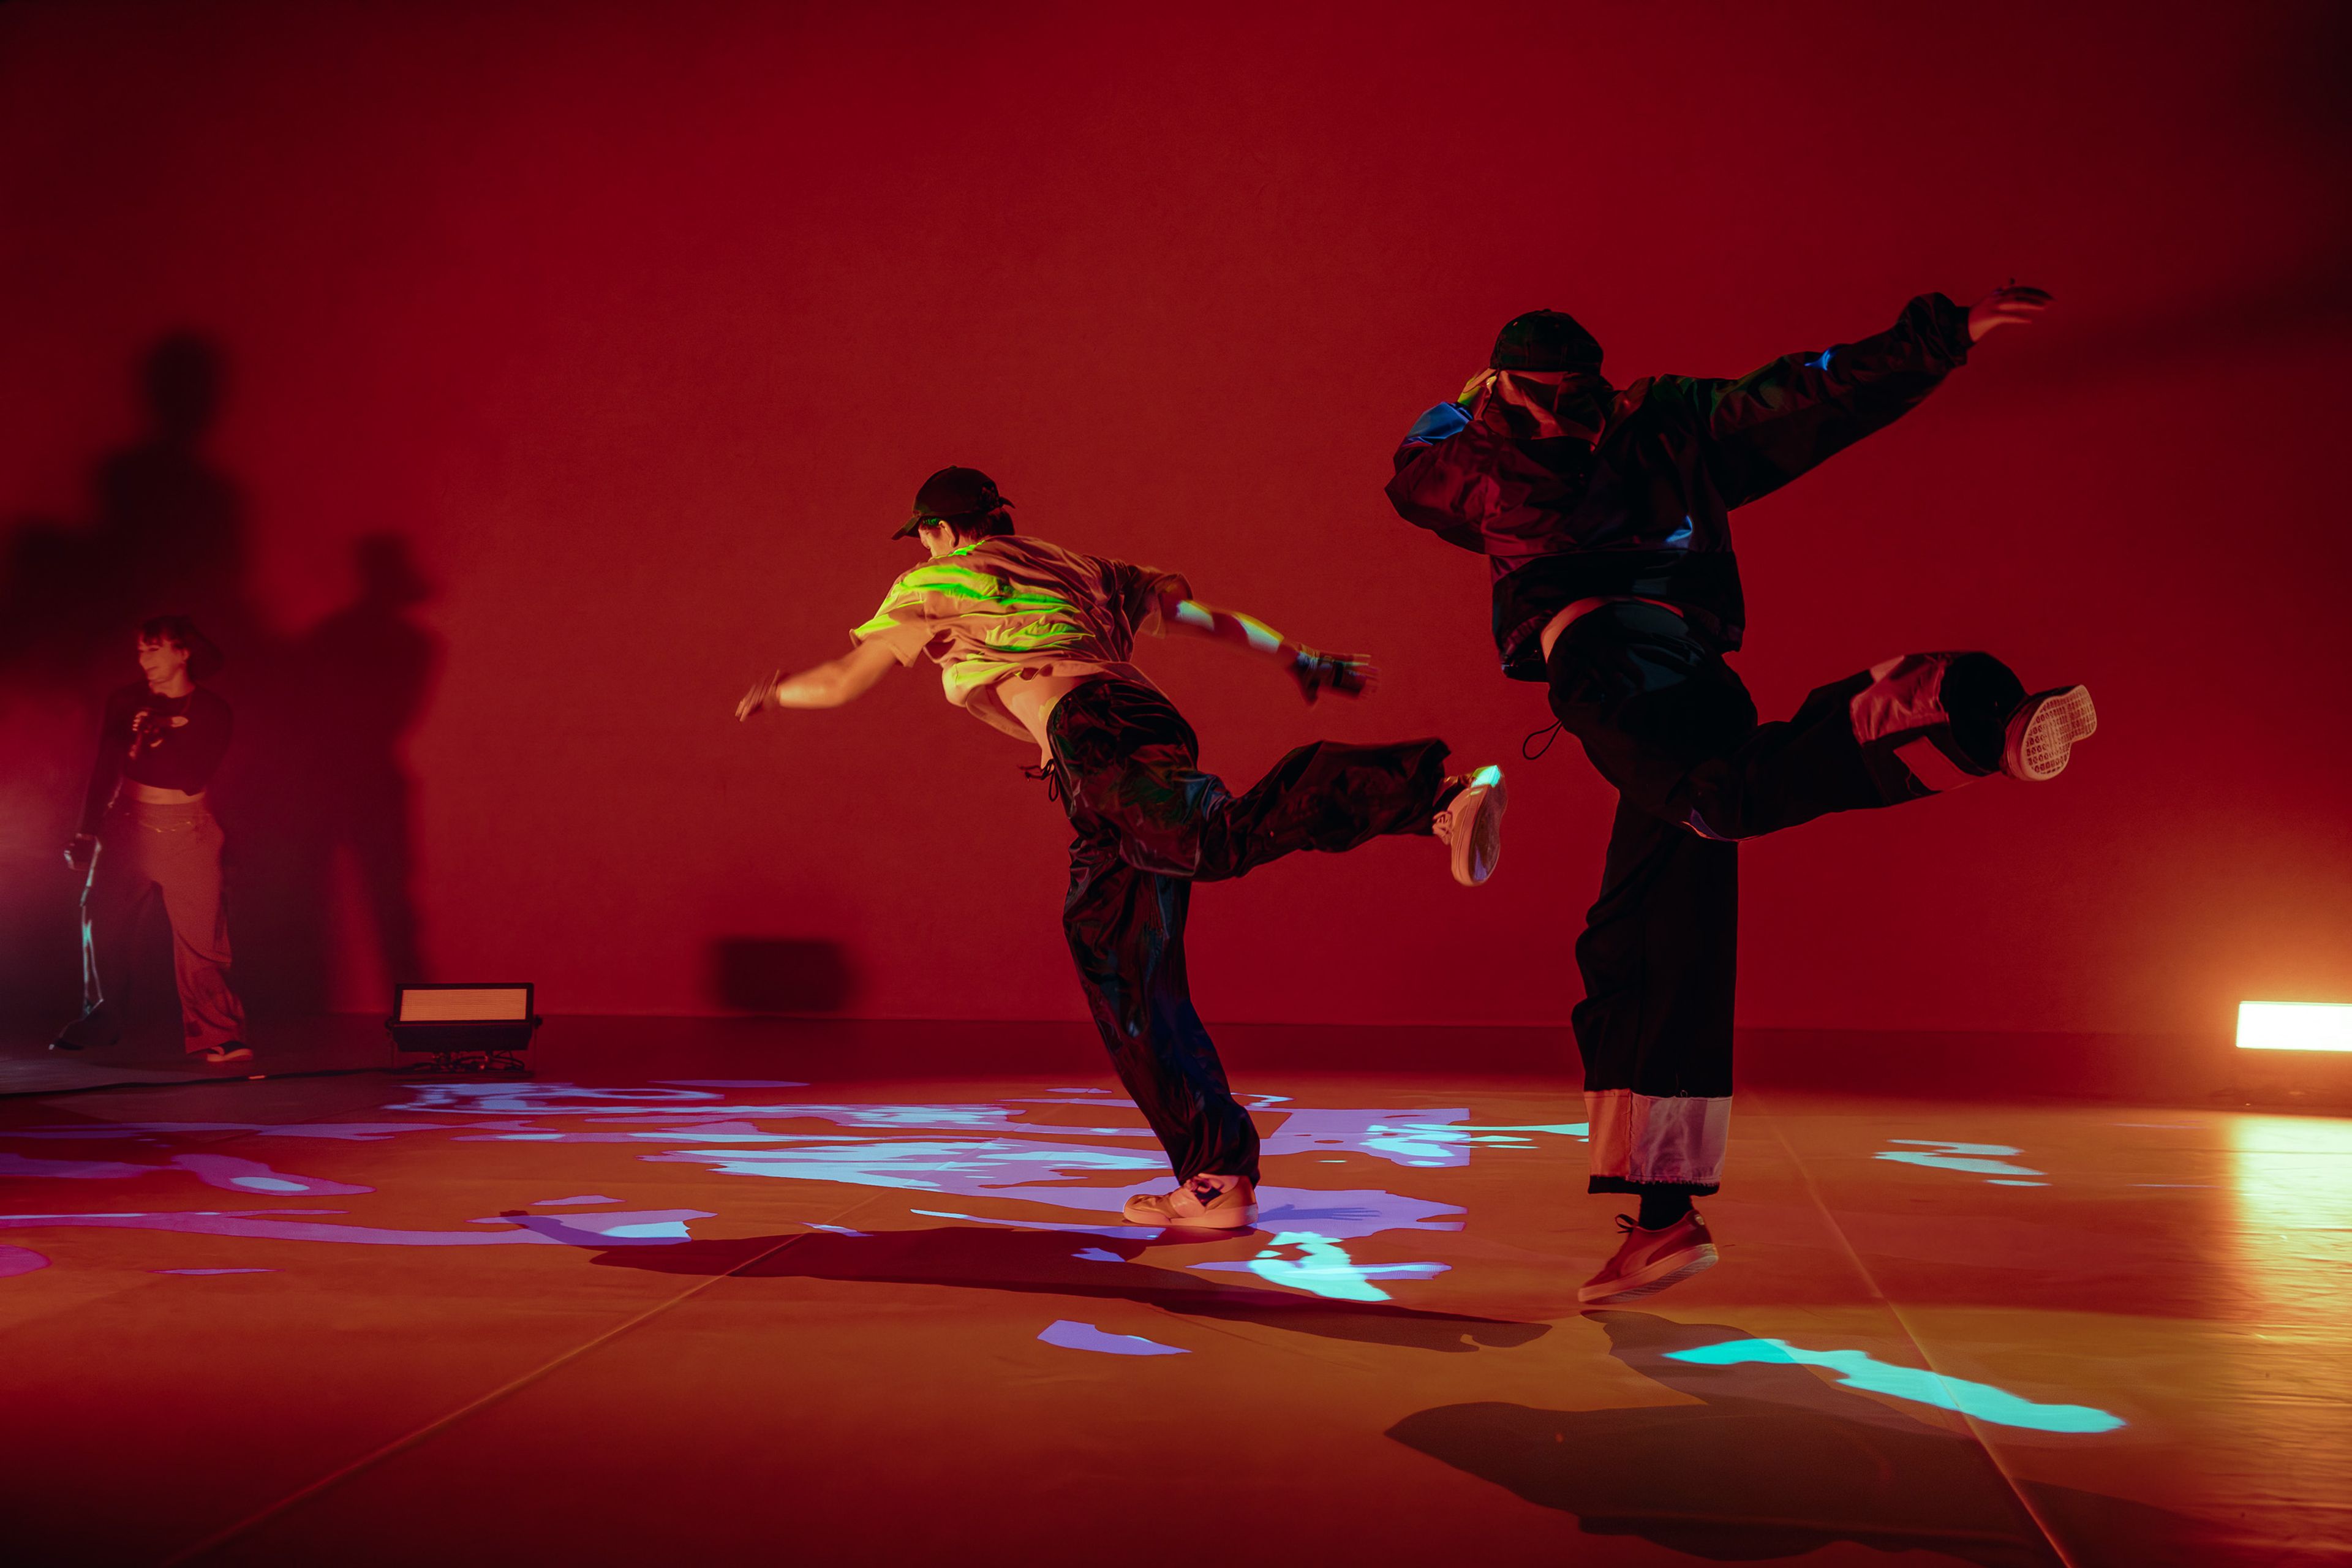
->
[[395, 985, 532, 1023], [2235, 1001, 2352, 1052]]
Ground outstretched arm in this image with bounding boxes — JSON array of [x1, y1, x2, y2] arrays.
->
[[1696, 284, 2051, 508], [734, 625, 925, 720], [1157, 592, 1377, 703]]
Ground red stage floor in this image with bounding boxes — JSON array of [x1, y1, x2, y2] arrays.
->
[[1, 1035, 2346, 1566]]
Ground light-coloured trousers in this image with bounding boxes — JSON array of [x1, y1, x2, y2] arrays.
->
[[75, 797, 246, 1053]]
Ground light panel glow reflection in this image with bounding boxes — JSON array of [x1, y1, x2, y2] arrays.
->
[[1664, 1338, 2124, 1433]]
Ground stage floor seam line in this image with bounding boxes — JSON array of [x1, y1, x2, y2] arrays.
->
[[152, 1226, 826, 1566], [1754, 1088, 2081, 1568]]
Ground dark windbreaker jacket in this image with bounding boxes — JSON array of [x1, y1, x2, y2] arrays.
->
[[1385, 292, 1976, 680]]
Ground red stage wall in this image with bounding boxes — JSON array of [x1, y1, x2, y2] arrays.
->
[[3, 1, 2346, 1039]]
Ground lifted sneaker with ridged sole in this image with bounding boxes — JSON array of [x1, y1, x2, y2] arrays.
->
[[1122, 1174, 1257, 1229], [2002, 685, 2097, 782], [1434, 765, 1508, 886], [1577, 1210, 1719, 1305]]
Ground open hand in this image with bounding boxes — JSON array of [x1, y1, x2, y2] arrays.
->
[[734, 669, 783, 722], [1969, 282, 2053, 342], [1290, 649, 1379, 704]]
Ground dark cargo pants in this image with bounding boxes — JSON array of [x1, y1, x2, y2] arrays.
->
[[1546, 601, 2022, 1196], [1046, 677, 1450, 1185]]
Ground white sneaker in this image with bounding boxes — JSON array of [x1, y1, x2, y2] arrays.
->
[[1121, 1174, 1258, 1229], [1577, 1211, 1719, 1305], [1433, 765, 1507, 886], [2002, 686, 2097, 782]]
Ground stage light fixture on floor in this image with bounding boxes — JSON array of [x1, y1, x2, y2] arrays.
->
[[2236, 1001, 2352, 1053], [386, 983, 540, 1074]]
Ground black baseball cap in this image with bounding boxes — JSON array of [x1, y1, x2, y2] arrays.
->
[[1490, 310, 1604, 372], [894, 466, 1012, 538]]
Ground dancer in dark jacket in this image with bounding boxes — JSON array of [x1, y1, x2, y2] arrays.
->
[[1386, 284, 2095, 1304]]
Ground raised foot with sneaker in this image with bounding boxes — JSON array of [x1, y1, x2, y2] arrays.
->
[[198, 1044, 253, 1065], [1121, 1173, 1257, 1229], [2003, 685, 2097, 782], [1577, 1210, 1719, 1305], [1433, 764, 1508, 886]]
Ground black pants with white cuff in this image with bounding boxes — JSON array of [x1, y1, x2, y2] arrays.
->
[[1545, 601, 2024, 1197]]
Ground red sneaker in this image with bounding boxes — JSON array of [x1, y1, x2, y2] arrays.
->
[[1578, 1210, 1719, 1305]]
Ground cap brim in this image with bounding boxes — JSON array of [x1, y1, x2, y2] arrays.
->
[[892, 516, 929, 540]]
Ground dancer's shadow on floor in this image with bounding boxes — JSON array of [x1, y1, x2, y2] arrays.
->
[[578, 1223, 1547, 1354], [1388, 1311, 2228, 1567]]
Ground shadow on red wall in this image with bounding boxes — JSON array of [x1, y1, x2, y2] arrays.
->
[[0, 337, 439, 1036]]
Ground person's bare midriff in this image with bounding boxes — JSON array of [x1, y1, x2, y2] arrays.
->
[[995, 670, 1100, 753], [124, 782, 204, 805]]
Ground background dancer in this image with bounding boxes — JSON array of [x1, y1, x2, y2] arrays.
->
[[1385, 284, 2095, 1304], [55, 616, 251, 1063], [737, 466, 1507, 1229]]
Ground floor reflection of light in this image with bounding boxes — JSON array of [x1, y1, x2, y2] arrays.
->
[[1664, 1339, 2124, 1433], [2228, 1114, 2352, 1311]]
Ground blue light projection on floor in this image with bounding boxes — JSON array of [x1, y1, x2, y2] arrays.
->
[[0, 1150, 371, 1196], [1264, 1110, 1588, 1169], [1664, 1338, 2124, 1433], [1876, 1139, 2047, 1186], [1038, 1320, 1188, 1356], [1193, 1232, 1451, 1303], [0, 1082, 1578, 1292], [1, 1244, 47, 1278], [0, 1208, 710, 1249]]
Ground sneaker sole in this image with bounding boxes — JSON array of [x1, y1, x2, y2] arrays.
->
[[1450, 778, 1509, 887], [1120, 1202, 1259, 1230], [2004, 686, 2097, 782], [1577, 1241, 1719, 1305]]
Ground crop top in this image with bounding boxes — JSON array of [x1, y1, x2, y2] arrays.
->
[[80, 682, 235, 832]]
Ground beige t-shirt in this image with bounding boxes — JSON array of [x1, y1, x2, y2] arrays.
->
[[850, 535, 1189, 746]]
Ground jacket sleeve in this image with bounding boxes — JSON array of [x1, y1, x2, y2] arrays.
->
[[1384, 402, 1494, 554], [78, 689, 133, 835], [1691, 292, 1974, 509]]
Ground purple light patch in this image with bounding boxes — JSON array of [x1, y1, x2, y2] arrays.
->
[[170, 1153, 372, 1196], [0, 1244, 49, 1279], [532, 1194, 621, 1206], [657, 1080, 812, 1089], [0, 1208, 696, 1249], [1038, 1320, 1187, 1357], [0, 1153, 154, 1180], [153, 1268, 275, 1275]]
